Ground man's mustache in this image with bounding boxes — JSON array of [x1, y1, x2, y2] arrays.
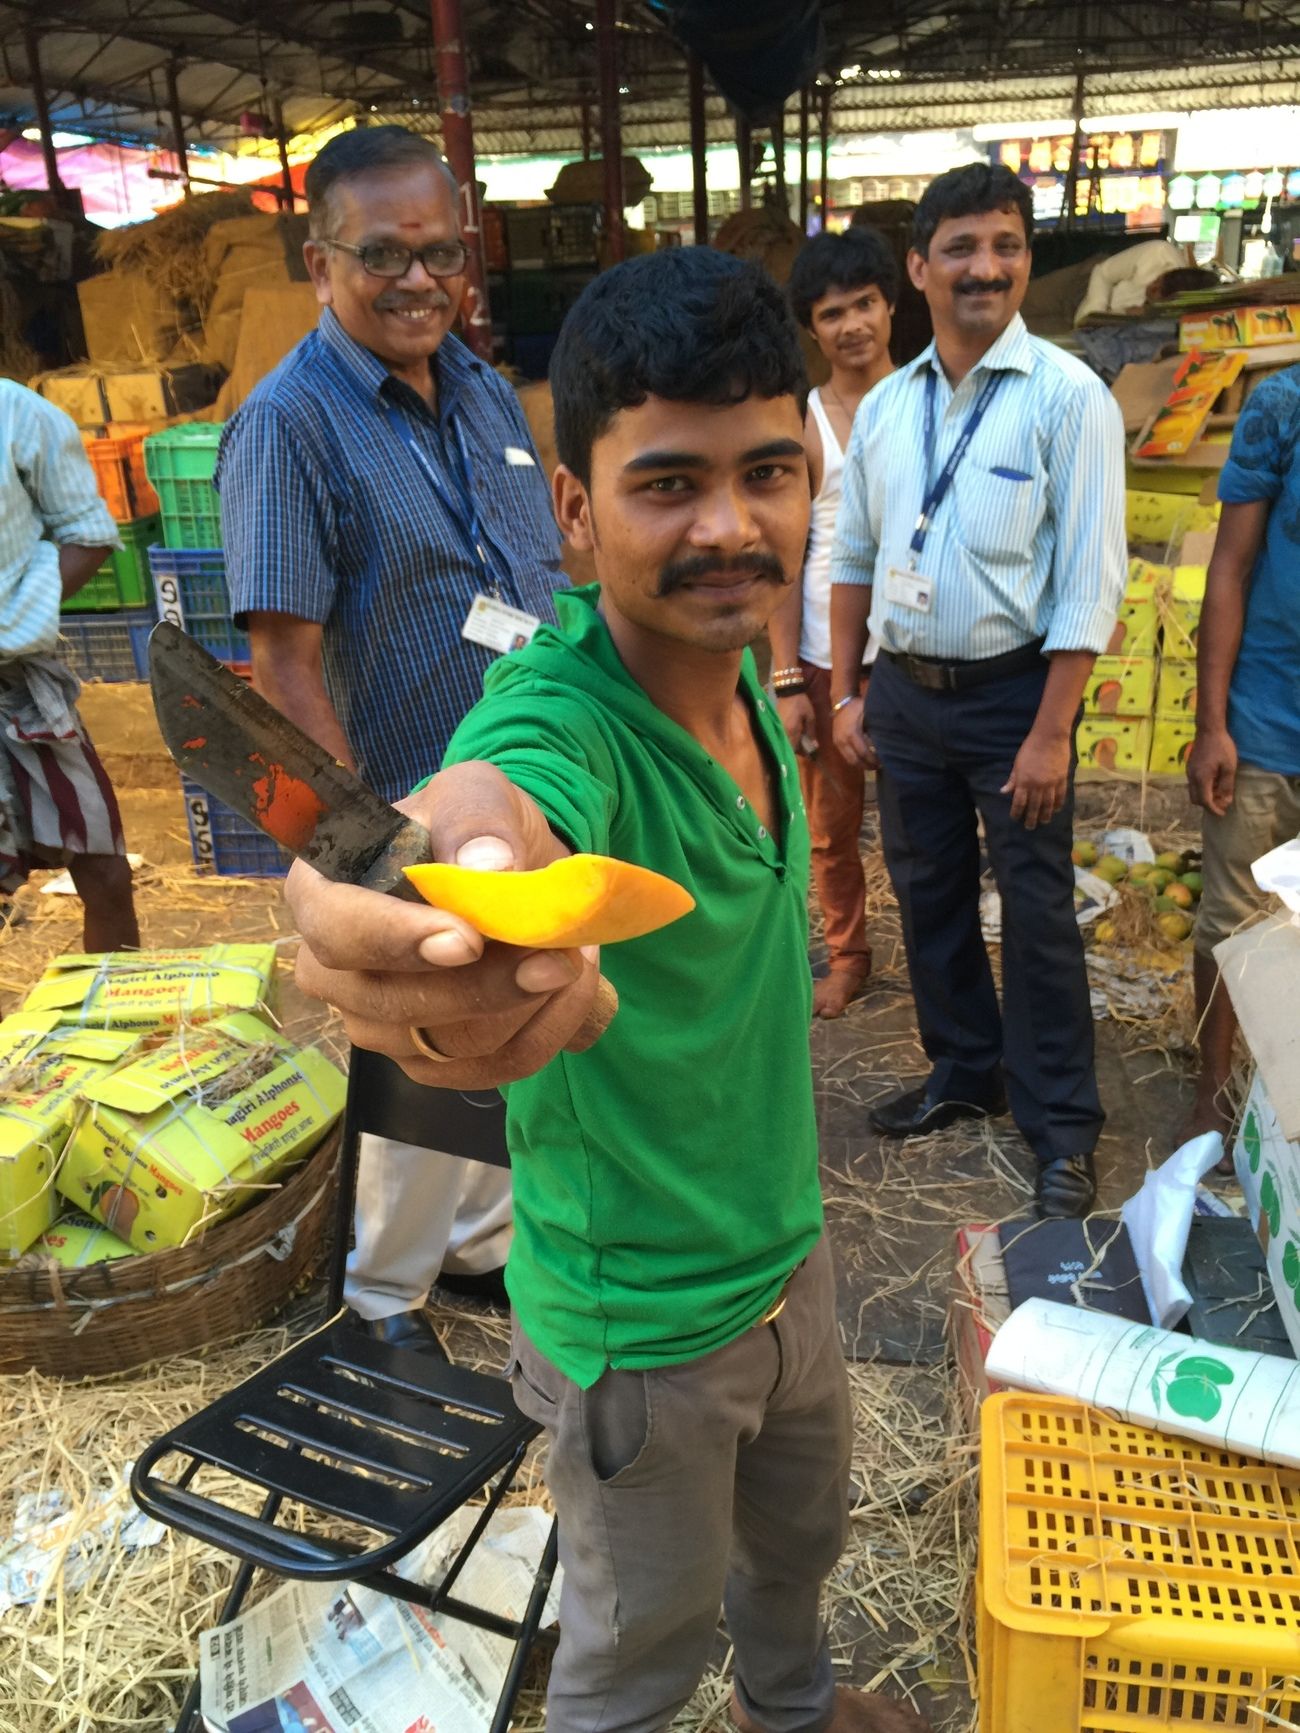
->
[[956, 278, 1013, 296], [375, 292, 451, 310], [656, 552, 786, 596]]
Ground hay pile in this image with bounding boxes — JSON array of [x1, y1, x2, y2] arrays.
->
[[95, 191, 255, 324]]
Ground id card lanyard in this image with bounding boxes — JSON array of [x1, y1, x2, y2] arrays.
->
[[382, 401, 519, 604], [907, 366, 1004, 571]]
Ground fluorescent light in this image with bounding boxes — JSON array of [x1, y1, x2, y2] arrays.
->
[[21, 126, 93, 147], [972, 120, 1075, 142], [1081, 111, 1187, 133], [839, 64, 861, 80]]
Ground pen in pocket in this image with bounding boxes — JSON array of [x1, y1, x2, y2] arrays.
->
[[990, 466, 1033, 482]]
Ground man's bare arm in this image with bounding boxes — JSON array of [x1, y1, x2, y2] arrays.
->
[[247, 611, 356, 770]]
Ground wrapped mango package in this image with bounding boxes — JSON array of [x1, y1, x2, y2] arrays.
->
[[23, 944, 278, 1032], [57, 1012, 346, 1253], [0, 1013, 144, 1258]]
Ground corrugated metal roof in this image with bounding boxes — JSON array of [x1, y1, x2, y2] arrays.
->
[[3, 1, 1300, 159]]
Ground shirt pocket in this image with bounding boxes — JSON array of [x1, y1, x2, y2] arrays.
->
[[957, 461, 1046, 565]]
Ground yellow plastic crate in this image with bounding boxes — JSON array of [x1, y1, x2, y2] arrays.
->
[[978, 1394, 1300, 1733]]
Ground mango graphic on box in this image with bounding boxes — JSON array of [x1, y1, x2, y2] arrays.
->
[[1084, 655, 1156, 717], [32, 1208, 134, 1267], [1135, 351, 1244, 459], [57, 1012, 346, 1252], [24, 944, 277, 1032], [1125, 490, 1219, 546], [1075, 718, 1151, 774], [1148, 716, 1197, 776], [1156, 658, 1198, 718], [1160, 566, 1206, 660], [1107, 561, 1163, 655], [0, 1013, 143, 1259]]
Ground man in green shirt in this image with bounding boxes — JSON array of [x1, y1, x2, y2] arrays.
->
[[287, 248, 925, 1733]]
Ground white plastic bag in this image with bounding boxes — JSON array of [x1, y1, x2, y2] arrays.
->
[[1120, 1131, 1224, 1327]]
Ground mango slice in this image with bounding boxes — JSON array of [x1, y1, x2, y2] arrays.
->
[[403, 853, 695, 947]]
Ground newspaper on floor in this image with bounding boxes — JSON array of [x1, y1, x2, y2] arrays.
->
[[199, 1504, 560, 1733], [980, 865, 1118, 944]]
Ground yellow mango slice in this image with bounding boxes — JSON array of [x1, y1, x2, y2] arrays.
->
[[403, 853, 695, 947]]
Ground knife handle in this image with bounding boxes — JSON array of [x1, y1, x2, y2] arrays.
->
[[565, 974, 619, 1053]]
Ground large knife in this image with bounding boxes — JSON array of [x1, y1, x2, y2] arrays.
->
[[148, 621, 616, 1045]]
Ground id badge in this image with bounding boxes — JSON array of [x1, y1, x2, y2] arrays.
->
[[884, 565, 934, 613], [462, 593, 542, 653]]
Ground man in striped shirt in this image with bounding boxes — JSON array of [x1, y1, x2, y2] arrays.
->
[[218, 127, 565, 1354], [0, 380, 139, 950], [829, 163, 1125, 1219]]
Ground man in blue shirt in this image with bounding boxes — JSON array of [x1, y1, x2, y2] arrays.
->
[[218, 127, 565, 1352], [828, 163, 1125, 1218], [1185, 365, 1300, 1154]]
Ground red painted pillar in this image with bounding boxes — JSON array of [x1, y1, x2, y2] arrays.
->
[[596, 0, 625, 263], [431, 0, 493, 359], [688, 51, 708, 245]]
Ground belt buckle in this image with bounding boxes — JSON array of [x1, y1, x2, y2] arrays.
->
[[759, 1291, 789, 1326], [908, 655, 946, 692]]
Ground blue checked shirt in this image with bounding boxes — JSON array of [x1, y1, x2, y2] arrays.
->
[[0, 381, 119, 661], [830, 314, 1125, 659], [217, 308, 565, 802]]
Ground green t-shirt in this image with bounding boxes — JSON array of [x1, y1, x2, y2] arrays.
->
[[443, 585, 822, 1387]]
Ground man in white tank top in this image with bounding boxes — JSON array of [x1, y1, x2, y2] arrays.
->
[[769, 229, 897, 1017]]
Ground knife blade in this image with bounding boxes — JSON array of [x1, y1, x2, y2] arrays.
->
[[148, 621, 617, 1047], [149, 621, 433, 897]]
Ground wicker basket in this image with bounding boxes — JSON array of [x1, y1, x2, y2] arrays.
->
[[0, 1127, 340, 1379]]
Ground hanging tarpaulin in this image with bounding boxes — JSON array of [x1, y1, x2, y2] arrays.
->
[[646, 1, 825, 123]]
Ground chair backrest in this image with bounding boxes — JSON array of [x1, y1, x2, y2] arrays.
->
[[326, 1048, 509, 1307]]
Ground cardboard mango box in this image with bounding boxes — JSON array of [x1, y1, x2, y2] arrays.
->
[[1179, 303, 1300, 351], [30, 1208, 134, 1267], [1234, 1070, 1300, 1359], [1075, 717, 1151, 775], [57, 1012, 346, 1252], [1106, 561, 1163, 655], [0, 1014, 143, 1259], [24, 944, 277, 1032], [1084, 655, 1156, 717], [1148, 716, 1197, 777], [1156, 657, 1198, 718], [1125, 488, 1219, 547], [1160, 565, 1206, 660]]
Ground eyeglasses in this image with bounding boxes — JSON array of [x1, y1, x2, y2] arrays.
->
[[325, 238, 470, 279]]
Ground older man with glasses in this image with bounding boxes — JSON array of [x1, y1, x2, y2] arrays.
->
[[217, 125, 566, 1356]]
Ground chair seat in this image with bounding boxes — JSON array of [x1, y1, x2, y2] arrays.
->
[[131, 1319, 539, 1583]]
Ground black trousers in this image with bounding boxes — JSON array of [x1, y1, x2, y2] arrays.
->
[[866, 653, 1103, 1165]]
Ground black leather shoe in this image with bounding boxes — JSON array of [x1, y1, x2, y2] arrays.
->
[[345, 1306, 448, 1358], [1036, 1154, 1097, 1219], [436, 1266, 510, 1311], [869, 1078, 1008, 1138]]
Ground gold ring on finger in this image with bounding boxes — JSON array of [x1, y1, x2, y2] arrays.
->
[[409, 1024, 455, 1063]]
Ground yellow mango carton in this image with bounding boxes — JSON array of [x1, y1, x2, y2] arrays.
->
[[1084, 655, 1156, 717], [1106, 561, 1162, 655], [1156, 657, 1198, 718], [1160, 565, 1206, 660], [0, 1013, 144, 1258], [24, 944, 277, 1032], [1075, 718, 1151, 775], [1149, 717, 1197, 778], [57, 1013, 346, 1252], [1125, 490, 1219, 546], [30, 1208, 134, 1267]]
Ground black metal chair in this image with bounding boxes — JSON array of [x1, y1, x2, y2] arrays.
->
[[131, 1049, 556, 1733]]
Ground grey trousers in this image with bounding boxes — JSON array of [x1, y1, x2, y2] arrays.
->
[[507, 1235, 853, 1733]]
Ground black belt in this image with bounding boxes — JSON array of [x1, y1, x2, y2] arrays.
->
[[881, 637, 1046, 692]]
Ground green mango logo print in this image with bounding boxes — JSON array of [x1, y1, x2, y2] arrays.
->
[[1150, 1352, 1235, 1422], [1261, 1170, 1282, 1238], [1284, 1240, 1300, 1311], [1243, 1109, 1262, 1174]]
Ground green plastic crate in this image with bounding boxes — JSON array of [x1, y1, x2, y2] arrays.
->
[[143, 423, 225, 550], [62, 515, 161, 613]]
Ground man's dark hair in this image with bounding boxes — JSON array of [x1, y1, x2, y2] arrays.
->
[[550, 248, 808, 486], [911, 162, 1033, 257], [787, 227, 900, 328], [304, 125, 455, 239]]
